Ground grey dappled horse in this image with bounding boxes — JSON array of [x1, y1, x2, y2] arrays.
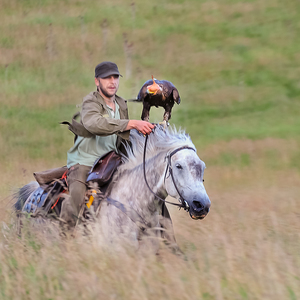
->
[[97, 126, 211, 250], [15, 126, 211, 252]]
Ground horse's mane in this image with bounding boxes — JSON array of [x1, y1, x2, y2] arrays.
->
[[120, 125, 196, 171]]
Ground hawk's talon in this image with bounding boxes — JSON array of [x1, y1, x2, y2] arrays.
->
[[158, 120, 169, 129]]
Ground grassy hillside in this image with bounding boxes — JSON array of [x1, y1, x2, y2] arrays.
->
[[0, 0, 300, 299]]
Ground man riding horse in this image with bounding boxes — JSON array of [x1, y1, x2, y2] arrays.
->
[[15, 61, 211, 253], [61, 61, 156, 228]]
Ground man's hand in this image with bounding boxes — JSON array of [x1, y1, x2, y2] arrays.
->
[[126, 120, 155, 135]]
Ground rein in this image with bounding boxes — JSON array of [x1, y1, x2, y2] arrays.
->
[[95, 130, 195, 227], [89, 130, 196, 230], [143, 133, 196, 210]]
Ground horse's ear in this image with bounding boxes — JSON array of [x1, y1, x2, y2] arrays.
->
[[173, 89, 181, 104]]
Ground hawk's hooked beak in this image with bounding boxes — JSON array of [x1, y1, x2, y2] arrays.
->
[[147, 75, 161, 95]]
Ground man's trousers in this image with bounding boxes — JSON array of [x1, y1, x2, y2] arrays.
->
[[60, 164, 90, 227]]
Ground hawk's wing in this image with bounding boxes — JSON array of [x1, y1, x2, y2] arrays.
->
[[160, 80, 181, 104]]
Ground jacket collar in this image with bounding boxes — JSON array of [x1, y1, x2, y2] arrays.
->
[[94, 90, 127, 112]]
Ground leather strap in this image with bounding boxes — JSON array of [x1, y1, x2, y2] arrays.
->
[[143, 133, 195, 209]]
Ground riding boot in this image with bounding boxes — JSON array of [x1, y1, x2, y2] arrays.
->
[[60, 164, 91, 228]]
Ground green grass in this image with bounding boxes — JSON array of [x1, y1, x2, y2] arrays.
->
[[0, 0, 299, 177], [0, 0, 299, 176]]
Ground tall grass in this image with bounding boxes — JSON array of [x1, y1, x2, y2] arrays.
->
[[1, 167, 299, 299], [0, 0, 300, 298]]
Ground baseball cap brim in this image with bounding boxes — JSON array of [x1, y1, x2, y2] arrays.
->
[[98, 71, 123, 78]]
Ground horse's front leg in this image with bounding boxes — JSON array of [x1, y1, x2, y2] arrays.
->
[[98, 203, 140, 249], [159, 203, 183, 256], [137, 219, 161, 255]]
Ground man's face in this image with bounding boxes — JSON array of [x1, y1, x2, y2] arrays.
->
[[95, 75, 119, 98]]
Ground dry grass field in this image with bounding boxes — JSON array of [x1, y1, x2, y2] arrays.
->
[[1, 0, 300, 299], [1, 164, 299, 299]]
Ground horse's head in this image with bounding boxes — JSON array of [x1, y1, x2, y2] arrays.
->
[[164, 148, 211, 220]]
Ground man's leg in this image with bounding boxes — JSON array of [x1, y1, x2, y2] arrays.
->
[[60, 164, 91, 227]]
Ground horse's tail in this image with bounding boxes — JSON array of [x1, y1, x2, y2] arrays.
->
[[14, 181, 39, 211]]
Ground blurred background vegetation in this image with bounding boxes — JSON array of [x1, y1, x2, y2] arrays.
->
[[0, 0, 300, 299]]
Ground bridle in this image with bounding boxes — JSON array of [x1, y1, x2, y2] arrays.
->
[[143, 133, 196, 211], [92, 131, 196, 232]]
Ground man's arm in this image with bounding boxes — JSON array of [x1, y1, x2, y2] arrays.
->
[[82, 97, 155, 136], [126, 120, 155, 135], [82, 99, 129, 136]]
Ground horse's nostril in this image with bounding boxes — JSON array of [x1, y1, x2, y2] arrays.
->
[[192, 201, 203, 211]]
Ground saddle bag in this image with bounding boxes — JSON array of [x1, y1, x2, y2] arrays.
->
[[86, 151, 122, 186], [22, 178, 67, 217], [33, 166, 68, 186]]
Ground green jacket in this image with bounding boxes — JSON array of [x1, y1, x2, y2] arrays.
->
[[63, 91, 130, 149]]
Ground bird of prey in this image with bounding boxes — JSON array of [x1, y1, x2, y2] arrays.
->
[[136, 76, 181, 126]]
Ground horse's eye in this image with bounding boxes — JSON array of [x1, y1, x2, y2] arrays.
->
[[175, 163, 182, 170], [202, 179, 205, 182]]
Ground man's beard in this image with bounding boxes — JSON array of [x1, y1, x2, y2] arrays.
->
[[99, 86, 113, 98], [98, 82, 117, 98]]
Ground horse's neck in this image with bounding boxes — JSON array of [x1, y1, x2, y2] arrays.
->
[[108, 152, 167, 213]]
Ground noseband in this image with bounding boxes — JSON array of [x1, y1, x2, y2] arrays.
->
[[143, 133, 196, 210]]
